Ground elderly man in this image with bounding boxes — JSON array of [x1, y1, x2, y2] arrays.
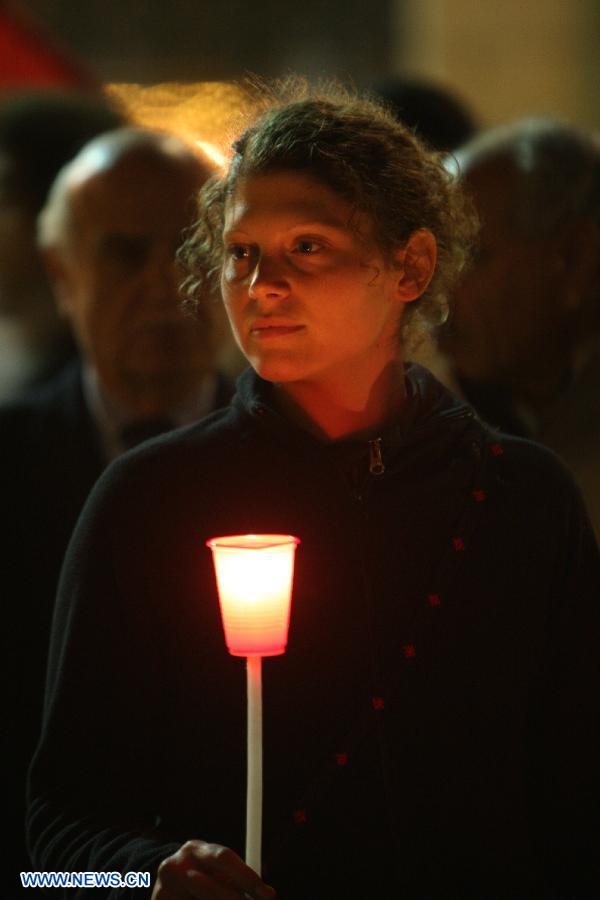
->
[[2, 127, 230, 889], [0, 91, 126, 401], [438, 118, 600, 534], [37, 127, 229, 453]]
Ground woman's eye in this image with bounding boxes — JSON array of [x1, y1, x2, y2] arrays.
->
[[294, 239, 322, 255], [227, 245, 250, 261]]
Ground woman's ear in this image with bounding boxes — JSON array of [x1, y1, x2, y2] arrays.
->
[[393, 229, 437, 302]]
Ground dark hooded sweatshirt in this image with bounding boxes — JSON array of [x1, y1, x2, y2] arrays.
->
[[27, 365, 600, 899]]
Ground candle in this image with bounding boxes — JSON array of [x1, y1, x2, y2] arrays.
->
[[206, 533, 300, 873], [207, 533, 299, 656]]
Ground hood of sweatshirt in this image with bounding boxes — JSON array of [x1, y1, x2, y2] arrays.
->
[[230, 362, 488, 487]]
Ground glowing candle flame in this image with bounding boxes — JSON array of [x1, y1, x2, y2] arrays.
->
[[207, 534, 300, 657]]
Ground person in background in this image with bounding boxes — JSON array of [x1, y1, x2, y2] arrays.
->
[[28, 84, 599, 899], [438, 118, 600, 536], [0, 90, 126, 401], [371, 75, 477, 152], [3, 127, 230, 890], [36, 127, 230, 457]]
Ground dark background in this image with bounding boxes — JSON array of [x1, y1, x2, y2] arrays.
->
[[25, 0, 396, 85]]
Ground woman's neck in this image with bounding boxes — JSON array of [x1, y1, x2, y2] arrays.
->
[[273, 359, 408, 441]]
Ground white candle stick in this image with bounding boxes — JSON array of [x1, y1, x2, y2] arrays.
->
[[245, 655, 263, 872], [206, 533, 300, 878]]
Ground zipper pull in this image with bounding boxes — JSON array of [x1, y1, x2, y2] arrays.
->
[[368, 438, 385, 475]]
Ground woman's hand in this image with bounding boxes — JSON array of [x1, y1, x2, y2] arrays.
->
[[151, 840, 276, 899]]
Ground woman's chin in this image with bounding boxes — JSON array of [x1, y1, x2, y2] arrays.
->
[[247, 353, 308, 385]]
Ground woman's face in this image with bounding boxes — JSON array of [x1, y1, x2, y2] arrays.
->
[[220, 170, 407, 390]]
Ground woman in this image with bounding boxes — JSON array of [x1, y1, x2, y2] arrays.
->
[[28, 85, 599, 900]]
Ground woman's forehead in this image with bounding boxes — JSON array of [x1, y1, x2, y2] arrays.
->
[[223, 170, 358, 234]]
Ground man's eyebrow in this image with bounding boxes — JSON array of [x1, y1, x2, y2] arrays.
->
[[98, 233, 152, 259], [99, 232, 150, 247]]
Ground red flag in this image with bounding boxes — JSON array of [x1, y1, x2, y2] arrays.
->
[[0, 1, 97, 90]]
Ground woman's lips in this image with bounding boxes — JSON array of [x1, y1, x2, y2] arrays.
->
[[249, 324, 305, 339]]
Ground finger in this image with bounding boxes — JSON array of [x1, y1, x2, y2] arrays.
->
[[185, 867, 248, 899], [155, 862, 244, 900], [187, 843, 275, 899]]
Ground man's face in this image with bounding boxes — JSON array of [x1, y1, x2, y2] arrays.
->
[[440, 160, 571, 386], [54, 155, 212, 416]]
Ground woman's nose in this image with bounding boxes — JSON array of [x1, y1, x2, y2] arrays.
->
[[248, 254, 290, 302]]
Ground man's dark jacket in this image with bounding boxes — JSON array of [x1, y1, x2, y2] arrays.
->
[[1, 363, 232, 893], [3, 364, 105, 888], [27, 365, 600, 899]]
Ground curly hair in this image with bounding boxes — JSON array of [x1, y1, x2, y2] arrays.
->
[[181, 79, 477, 344]]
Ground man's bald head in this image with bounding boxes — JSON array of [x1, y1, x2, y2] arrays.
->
[[450, 118, 600, 237], [37, 127, 218, 418], [39, 127, 212, 253], [441, 119, 600, 390]]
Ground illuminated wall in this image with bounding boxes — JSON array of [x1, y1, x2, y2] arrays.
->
[[395, 0, 599, 128]]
